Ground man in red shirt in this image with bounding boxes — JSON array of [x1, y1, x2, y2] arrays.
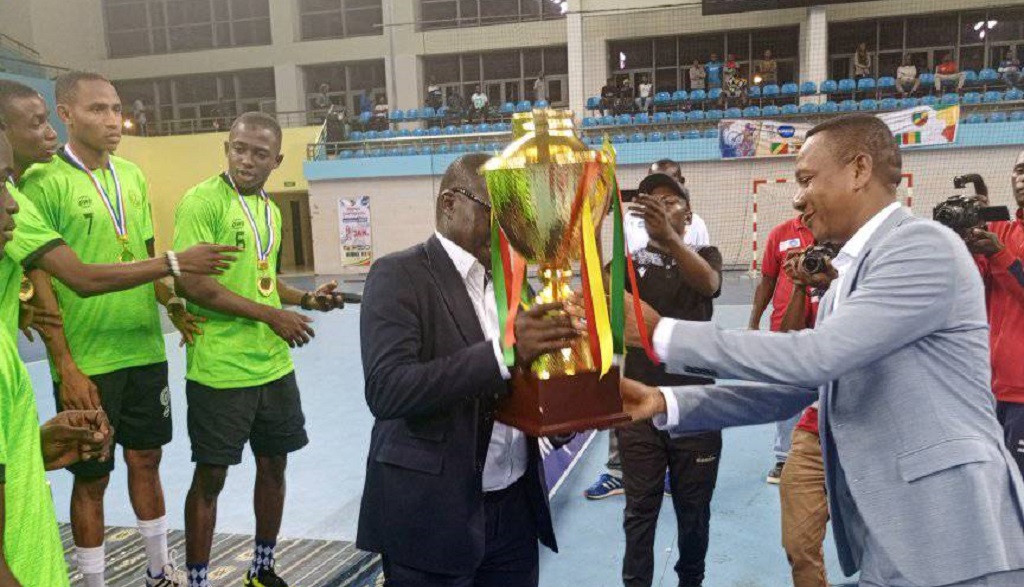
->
[[935, 53, 966, 92], [777, 248, 835, 587], [970, 151, 1024, 474], [748, 215, 815, 483]]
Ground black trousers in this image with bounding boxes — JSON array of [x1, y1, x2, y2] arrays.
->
[[618, 421, 722, 587], [382, 477, 539, 587], [997, 401, 1024, 475]]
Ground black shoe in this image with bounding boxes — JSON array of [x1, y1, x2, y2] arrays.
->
[[766, 461, 785, 485], [244, 568, 289, 587]]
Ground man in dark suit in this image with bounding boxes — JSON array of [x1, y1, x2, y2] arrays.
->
[[358, 153, 579, 587]]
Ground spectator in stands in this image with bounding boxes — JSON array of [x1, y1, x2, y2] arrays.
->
[[935, 53, 966, 92], [636, 75, 653, 114], [619, 77, 635, 114], [470, 85, 489, 121], [968, 157, 1024, 477], [705, 54, 724, 90], [534, 72, 547, 104], [777, 248, 835, 587], [756, 49, 778, 85], [601, 77, 618, 115], [372, 94, 388, 131], [689, 59, 706, 92], [132, 97, 148, 136], [359, 92, 372, 115], [723, 55, 746, 107], [426, 78, 442, 109], [446, 90, 466, 124], [999, 50, 1021, 89], [854, 42, 872, 79], [896, 54, 920, 96], [747, 214, 815, 484]]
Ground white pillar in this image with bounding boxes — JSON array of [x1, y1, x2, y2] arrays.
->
[[383, 0, 423, 113], [567, 1, 585, 118], [800, 5, 828, 103], [274, 63, 304, 114]]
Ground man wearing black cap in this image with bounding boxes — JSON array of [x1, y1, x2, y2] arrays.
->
[[616, 173, 724, 587]]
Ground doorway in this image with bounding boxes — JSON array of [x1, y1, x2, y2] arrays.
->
[[269, 191, 314, 275]]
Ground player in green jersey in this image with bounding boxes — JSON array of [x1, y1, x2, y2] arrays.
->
[[0, 124, 114, 587], [16, 72, 226, 587], [174, 112, 350, 587]]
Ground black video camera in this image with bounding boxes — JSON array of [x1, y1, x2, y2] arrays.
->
[[933, 196, 1010, 237], [801, 243, 839, 275]]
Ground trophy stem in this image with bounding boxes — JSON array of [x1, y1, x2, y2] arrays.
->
[[532, 262, 595, 380]]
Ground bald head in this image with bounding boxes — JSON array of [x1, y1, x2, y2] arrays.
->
[[805, 114, 902, 189]]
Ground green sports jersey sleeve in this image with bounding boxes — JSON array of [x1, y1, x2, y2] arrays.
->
[[174, 191, 218, 249], [139, 171, 155, 242], [17, 169, 65, 235], [5, 184, 63, 267]]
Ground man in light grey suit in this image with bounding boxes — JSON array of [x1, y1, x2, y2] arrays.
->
[[620, 114, 1024, 587]]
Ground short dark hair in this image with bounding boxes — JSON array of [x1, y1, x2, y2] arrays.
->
[[0, 80, 42, 126], [230, 111, 282, 145], [436, 153, 492, 221], [805, 114, 903, 188], [54, 71, 112, 105]]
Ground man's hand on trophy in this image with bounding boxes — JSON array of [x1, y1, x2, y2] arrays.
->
[[619, 377, 667, 423], [514, 302, 581, 366], [623, 296, 662, 349]]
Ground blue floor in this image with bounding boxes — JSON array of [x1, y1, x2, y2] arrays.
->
[[24, 274, 851, 586]]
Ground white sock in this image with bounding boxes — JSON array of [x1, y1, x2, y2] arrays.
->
[[76, 544, 105, 587], [138, 516, 170, 577]]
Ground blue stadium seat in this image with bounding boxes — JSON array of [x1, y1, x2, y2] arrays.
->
[[1005, 88, 1024, 101], [762, 84, 780, 99], [798, 103, 819, 114], [421, 106, 436, 119], [437, 144, 451, 154], [941, 93, 960, 105], [747, 85, 762, 99], [800, 81, 818, 96], [535, 100, 549, 109], [879, 97, 898, 110], [857, 78, 876, 92], [780, 83, 799, 98], [479, 123, 494, 133], [600, 115, 615, 126], [671, 90, 688, 105], [918, 73, 935, 89], [781, 104, 799, 115], [983, 91, 1004, 103], [762, 104, 781, 117], [516, 100, 533, 113], [398, 129, 412, 137], [708, 88, 723, 101], [921, 95, 939, 106], [838, 79, 856, 94], [437, 106, 449, 118], [390, 110, 405, 122], [629, 133, 646, 143], [654, 92, 672, 108], [979, 68, 1000, 84], [349, 130, 364, 141], [616, 114, 633, 125], [353, 149, 367, 158], [500, 102, 515, 115], [859, 99, 878, 111], [380, 130, 395, 139], [689, 89, 707, 103], [962, 92, 981, 104], [838, 100, 857, 112], [706, 109, 724, 121], [586, 97, 602, 111], [364, 130, 379, 140], [469, 143, 483, 152], [368, 148, 383, 157], [725, 107, 743, 118], [405, 108, 420, 120], [687, 110, 706, 121], [443, 125, 458, 134], [421, 145, 436, 155], [611, 134, 628, 144], [742, 105, 761, 117], [461, 124, 476, 133], [670, 111, 687, 123], [634, 112, 651, 124], [899, 97, 920, 108], [386, 147, 402, 157], [653, 112, 669, 124], [820, 80, 839, 94], [877, 77, 896, 92], [684, 129, 701, 139], [820, 101, 839, 113], [403, 146, 418, 156], [703, 128, 718, 138], [649, 132, 664, 142], [582, 117, 598, 127], [428, 127, 442, 136], [964, 113, 985, 124], [338, 150, 353, 159], [962, 70, 979, 85], [359, 112, 373, 124], [1010, 111, 1024, 122], [667, 130, 683, 141], [989, 111, 1009, 123]]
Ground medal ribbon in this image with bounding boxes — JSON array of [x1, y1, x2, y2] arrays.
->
[[227, 173, 275, 264], [63, 145, 126, 238]]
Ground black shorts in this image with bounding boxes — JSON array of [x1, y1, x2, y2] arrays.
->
[[52, 362, 172, 478], [186, 371, 308, 466]]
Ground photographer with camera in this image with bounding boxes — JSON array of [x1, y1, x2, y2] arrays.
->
[[776, 244, 836, 587], [962, 162, 1024, 474]]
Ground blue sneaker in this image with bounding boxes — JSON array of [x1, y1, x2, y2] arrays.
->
[[584, 473, 624, 499], [664, 471, 671, 497]]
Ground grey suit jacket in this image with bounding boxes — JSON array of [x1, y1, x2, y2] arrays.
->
[[659, 207, 1024, 585]]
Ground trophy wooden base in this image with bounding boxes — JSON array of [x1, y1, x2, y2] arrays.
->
[[495, 366, 632, 437]]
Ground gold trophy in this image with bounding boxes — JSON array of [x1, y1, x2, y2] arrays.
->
[[483, 109, 629, 436]]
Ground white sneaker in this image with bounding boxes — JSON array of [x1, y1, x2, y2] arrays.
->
[[145, 563, 186, 587]]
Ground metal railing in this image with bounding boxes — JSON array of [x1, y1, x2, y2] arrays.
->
[[0, 33, 40, 60], [135, 109, 321, 137]]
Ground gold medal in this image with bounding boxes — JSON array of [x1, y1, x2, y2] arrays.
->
[[257, 274, 275, 297], [119, 243, 135, 263], [18, 277, 34, 302]]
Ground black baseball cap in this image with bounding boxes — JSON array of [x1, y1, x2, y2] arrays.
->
[[638, 173, 690, 203]]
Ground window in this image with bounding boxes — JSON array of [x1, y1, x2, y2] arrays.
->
[[302, 60, 386, 116], [112, 68, 276, 132], [424, 47, 569, 106], [608, 26, 800, 92], [103, 0, 270, 58], [418, 0, 565, 31], [298, 0, 383, 40]]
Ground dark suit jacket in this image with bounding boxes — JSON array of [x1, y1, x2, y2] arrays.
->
[[357, 235, 558, 575]]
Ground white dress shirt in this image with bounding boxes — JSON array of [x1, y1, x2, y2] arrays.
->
[[435, 233, 527, 492], [684, 213, 711, 247], [651, 201, 903, 427]]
